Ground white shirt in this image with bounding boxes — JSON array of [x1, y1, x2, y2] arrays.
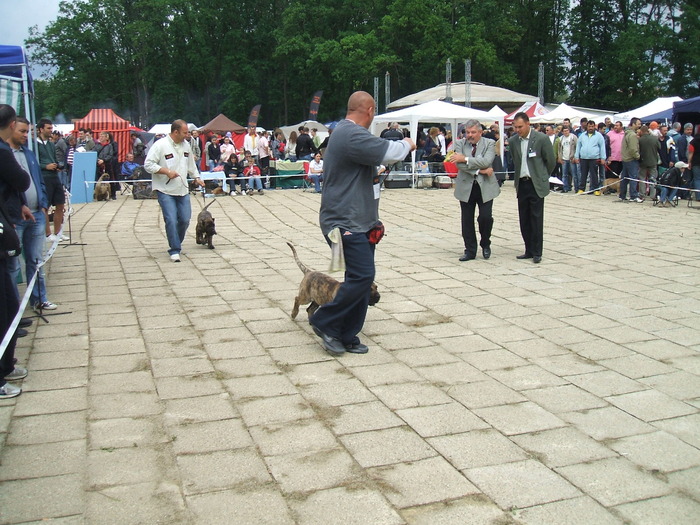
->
[[560, 135, 573, 160], [520, 131, 531, 178], [309, 159, 323, 174], [144, 135, 198, 196]]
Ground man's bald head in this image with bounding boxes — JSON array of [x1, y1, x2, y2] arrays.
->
[[346, 91, 376, 129]]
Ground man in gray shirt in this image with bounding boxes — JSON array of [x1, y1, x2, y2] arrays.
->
[[312, 91, 415, 356]]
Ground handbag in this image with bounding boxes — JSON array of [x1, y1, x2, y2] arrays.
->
[[0, 199, 21, 259]]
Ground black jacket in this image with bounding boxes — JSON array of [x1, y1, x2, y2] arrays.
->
[[295, 133, 317, 158], [0, 138, 31, 223]]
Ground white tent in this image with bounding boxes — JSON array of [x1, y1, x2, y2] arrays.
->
[[372, 100, 504, 176], [148, 123, 198, 135], [488, 105, 507, 117], [614, 97, 682, 125], [387, 82, 538, 111], [530, 103, 600, 124], [279, 120, 328, 139]]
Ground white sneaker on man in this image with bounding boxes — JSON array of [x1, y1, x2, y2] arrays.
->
[[59, 234, 70, 241], [0, 383, 21, 399], [170, 253, 181, 262], [4, 367, 28, 381]]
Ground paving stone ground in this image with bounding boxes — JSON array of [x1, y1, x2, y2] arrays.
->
[[0, 184, 699, 524]]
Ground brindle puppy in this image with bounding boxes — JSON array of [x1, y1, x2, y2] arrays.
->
[[94, 173, 110, 201], [196, 200, 216, 249], [287, 242, 380, 319]]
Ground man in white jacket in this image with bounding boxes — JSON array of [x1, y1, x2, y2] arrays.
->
[[145, 120, 204, 262]]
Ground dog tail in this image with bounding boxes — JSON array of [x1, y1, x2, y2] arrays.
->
[[286, 242, 311, 275], [202, 199, 215, 211]]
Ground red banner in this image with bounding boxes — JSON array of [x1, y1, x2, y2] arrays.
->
[[308, 91, 323, 120]]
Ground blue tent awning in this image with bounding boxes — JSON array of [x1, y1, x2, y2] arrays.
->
[[640, 108, 673, 122], [0, 45, 34, 91]]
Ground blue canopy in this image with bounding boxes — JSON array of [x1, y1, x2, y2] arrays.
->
[[0, 45, 33, 91], [673, 96, 700, 127], [640, 107, 673, 122], [0, 45, 36, 149]]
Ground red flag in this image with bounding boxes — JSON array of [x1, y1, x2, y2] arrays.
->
[[308, 91, 323, 120]]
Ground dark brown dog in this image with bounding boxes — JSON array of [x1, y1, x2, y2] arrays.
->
[[94, 173, 110, 201], [287, 242, 380, 319], [196, 200, 216, 249]]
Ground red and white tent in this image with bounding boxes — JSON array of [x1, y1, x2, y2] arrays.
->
[[73, 108, 131, 162], [504, 100, 548, 126]]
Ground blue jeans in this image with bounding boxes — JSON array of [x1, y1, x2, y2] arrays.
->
[[620, 160, 639, 199], [8, 212, 48, 307], [692, 167, 700, 202], [208, 160, 219, 172], [248, 176, 263, 191], [298, 154, 313, 161], [156, 192, 191, 255], [560, 161, 574, 191], [659, 186, 677, 203], [309, 174, 323, 192], [310, 229, 375, 346]]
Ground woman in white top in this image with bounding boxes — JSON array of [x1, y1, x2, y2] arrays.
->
[[285, 131, 298, 161], [308, 152, 323, 193], [219, 137, 236, 163]]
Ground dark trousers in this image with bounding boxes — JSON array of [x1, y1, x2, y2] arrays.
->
[[580, 158, 599, 192], [311, 229, 375, 346], [0, 258, 19, 384], [460, 183, 493, 256], [608, 161, 622, 178], [517, 178, 545, 257]]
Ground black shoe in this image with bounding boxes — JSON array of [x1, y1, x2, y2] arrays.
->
[[533, 256, 542, 264], [19, 318, 32, 328], [516, 253, 533, 260], [310, 324, 346, 355], [459, 253, 476, 262], [345, 343, 369, 354], [16, 328, 28, 338], [482, 247, 491, 259]]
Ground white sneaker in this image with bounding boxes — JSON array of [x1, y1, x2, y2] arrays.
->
[[170, 253, 181, 262], [241, 190, 246, 195], [4, 367, 28, 381], [59, 234, 69, 241], [229, 191, 236, 196], [33, 301, 57, 313], [632, 197, 644, 203], [0, 383, 21, 399], [47, 234, 58, 243]]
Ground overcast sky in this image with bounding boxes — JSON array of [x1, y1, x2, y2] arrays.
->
[[3, 0, 62, 78]]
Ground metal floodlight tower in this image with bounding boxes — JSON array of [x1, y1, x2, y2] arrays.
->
[[465, 59, 472, 108], [538, 61, 544, 105], [444, 58, 453, 103], [374, 77, 379, 110], [385, 71, 390, 112]]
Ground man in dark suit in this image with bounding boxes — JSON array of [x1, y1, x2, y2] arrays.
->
[[451, 119, 498, 261], [509, 112, 556, 263]]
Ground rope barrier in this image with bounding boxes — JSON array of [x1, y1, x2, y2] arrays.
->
[[0, 191, 69, 358]]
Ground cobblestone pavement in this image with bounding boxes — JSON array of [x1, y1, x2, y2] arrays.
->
[[1, 184, 699, 524]]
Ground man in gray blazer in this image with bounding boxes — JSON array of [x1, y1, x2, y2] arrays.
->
[[509, 112, 556, 263], [451, 120, 498, 261]]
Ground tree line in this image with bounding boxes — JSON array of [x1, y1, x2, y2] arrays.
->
[[27, 0, 699, 128]]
